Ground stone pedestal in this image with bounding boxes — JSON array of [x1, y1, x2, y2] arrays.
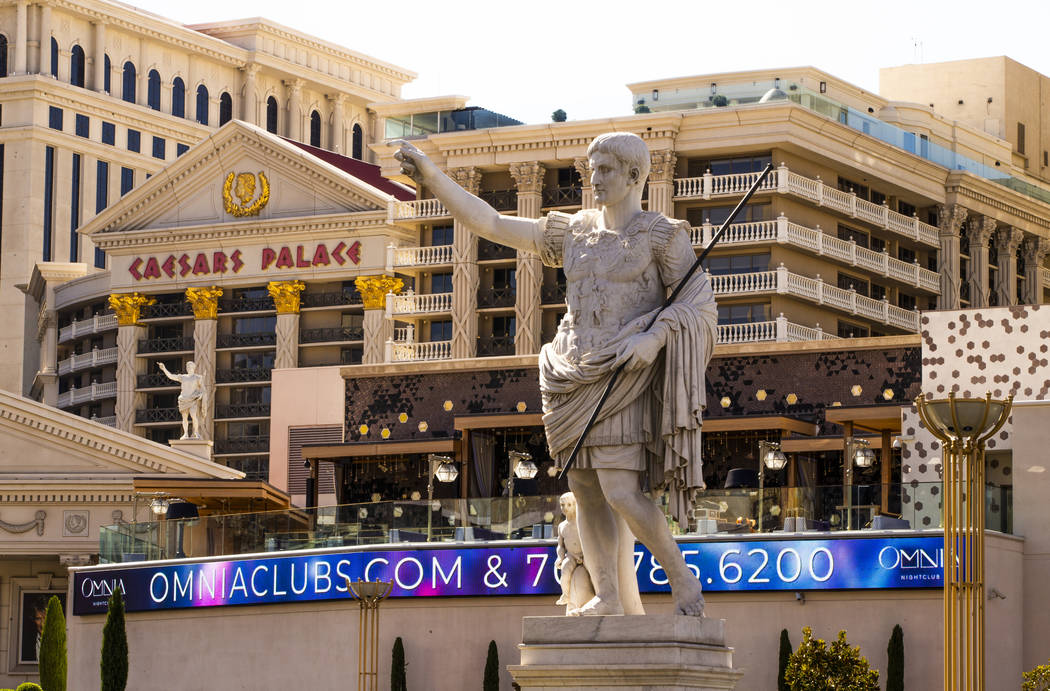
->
[[508, 615, 743, 691], [169, 438, 214, 462]]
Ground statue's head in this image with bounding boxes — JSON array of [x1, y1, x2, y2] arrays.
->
[[185, 361, 197, 374], [587, 132, 650, 206], [559, 491, 577, 520]]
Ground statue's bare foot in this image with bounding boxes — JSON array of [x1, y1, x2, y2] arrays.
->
[[569, 596, 624, 616], [673, 577, 705, 617]]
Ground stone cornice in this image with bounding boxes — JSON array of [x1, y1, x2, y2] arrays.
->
[[946, 171, 1050, 233]]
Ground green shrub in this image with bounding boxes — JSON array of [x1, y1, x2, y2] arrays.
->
[[100, 591, 128, 691], [887, 624, 904, 691], [38, 596, 66, 691], [483, 640, 499, 691], [1023, 661, 1050, 691], [777, 628, 792, 691], [391, 637, 407, 691], [17, 684, 44, 691], [784, 627, 879, 691]]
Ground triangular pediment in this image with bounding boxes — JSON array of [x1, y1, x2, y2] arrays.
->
[[83, 120, 403, 237]]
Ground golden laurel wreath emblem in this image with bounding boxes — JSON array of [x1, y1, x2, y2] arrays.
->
[[222, 171, 270, 217]]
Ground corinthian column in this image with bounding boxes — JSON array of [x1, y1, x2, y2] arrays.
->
[[285, 79, 304, 141], [648, 150, 677, 216], [509, 162, 545, 355], [186, 287, 222, 441], [449, 167, 482, 359], [35, 307, 57, 406], [328, 94, 346, 153], [355, 275, 402, 364], [268, 280, 304, 369], [240, 63, 259, 123], [967, 216, 997, 308], [937, 204, 968, 310], [994, 228, 1024, 306], [109, 293, 155, 434], [573, 157, 594, 210], [1021, 235, 1049, 305]]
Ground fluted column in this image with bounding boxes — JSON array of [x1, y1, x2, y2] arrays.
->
[[328, 94, 346, 153], [937, 204, 968, 310], [38, 3, 52, 77], [268, 280, 304, 369], [994, 228, 1024, 306], [355, 276, 402, 364], [285, 79, 304, 141], [109, 293, 154, 434], [240, 63, 259, 123], [509, 162, 545, 355], [574, 157, 594, 209], [14, 0, 28, 75], [967, 216, 996, 308], [648, 150, 677, 216], [186, 287, 222, 441], [450, 167, 482, 359], [1022, 235, 1049, 305]]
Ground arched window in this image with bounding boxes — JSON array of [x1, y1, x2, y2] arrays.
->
[[266, 96, 278, 134], [50, 37, 58, 77], [103, 55, 111, 93], [69, 45, 85, 87], [121, 61, 136, 103], [352, 123, 363, 160], [219, 92, 232, 125], [309, 110, 321, 147], [195, 84, 209, 125], [171, 77, 185, 117], [147, 70, 160, 110], [0, 34, 8, 78]]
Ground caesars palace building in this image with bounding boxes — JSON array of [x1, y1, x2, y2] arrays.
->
[[2, 1, 1050, 688]]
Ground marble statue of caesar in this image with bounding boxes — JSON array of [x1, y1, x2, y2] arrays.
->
[[396, 132, 717, 616]]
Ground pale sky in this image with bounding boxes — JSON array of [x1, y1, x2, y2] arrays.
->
[[132, 0, 1050, 126]]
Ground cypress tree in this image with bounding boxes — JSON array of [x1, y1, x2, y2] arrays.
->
[[777, 628, 792, 691], [38, 596, 66, 691], [100, 591, 128, 691], [887, 624, 904, 691], [391, 636, 407, 691], [483, 640, 499, 691]]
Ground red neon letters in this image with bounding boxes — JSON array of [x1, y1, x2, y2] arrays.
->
[[129, 242, 360, 281]]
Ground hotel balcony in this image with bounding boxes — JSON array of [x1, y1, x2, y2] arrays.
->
[[138, 336, 194, 355], [56, 380, 117, 408], [389, 198, 450, 222], [57, 346, 118, 375], [385, 338, 452, 363], [215, 403, 271, 420], [300, 326, 364, 345], [135, 407, 180, 425], [215, 367, 272, 384], [215, 435, 270, 455], [59, 314, 118, 343], [386, 244, 454, 272], [385, 291, 453, 318], [1043, 267, 1050, 289]]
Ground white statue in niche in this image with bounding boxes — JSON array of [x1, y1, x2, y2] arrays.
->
[[396, 132, 715, 617], [158, 361, 205, 440], [555, 492, 595, 614]]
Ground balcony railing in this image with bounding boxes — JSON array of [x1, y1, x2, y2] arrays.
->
[[91, 415, 116, 427], [215, 435, 270, 455], [216, 332, 277, 348], [386, 244, 454, 271], [300, 291, 361, 308], [542, 185, 582, 208], [477, 238, 516, 261], [57, 347, 118, 375], [480, 188, 518, 211], [477, 336, 514, 357], [135, 407, 180, 424], [138, 336, 194, 354], [385, 291, 453, 317], [300, 326, 364, 344], [137, 372, 177, 389], [1042, 266, 1050, 289], [477, 285, 515, 309], [215, 403, 271, 419], [690, 216, 939, 292], [385, 339, 452, 362], [57, 380, 118, 408], [717, 317, 840, 345], [541, 283, 567, 305], [674, 164, 940, 247], [59, 314, 117, 343], [218, 296, 273, 313], [142, 301, 193, 319], [216, 367, 272, 383], [390, 198, 449, 221]]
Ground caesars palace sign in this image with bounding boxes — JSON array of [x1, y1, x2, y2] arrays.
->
[[126, 240, 362, 281]]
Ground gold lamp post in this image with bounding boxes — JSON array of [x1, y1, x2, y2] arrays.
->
[[347, 578, 394, 691], [915, 392, 1012, 691]]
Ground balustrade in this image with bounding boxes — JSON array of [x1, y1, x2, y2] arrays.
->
[[135, 407, 180, 424], [142, 301, 193, 319], [479, 188, 518, 211], [388, 244, 454, 270], [391, 198, 449, 220], [57, 346, 118, 375], [216, 332, 277, 348], [477, 238, 516, 261], [59, 313, 118, 343], [215, 435, 270, 454], [215, 367, 272, 383], [137, 372, 176, 389], [299, 326, 364, 344], [541, 186, 582, 208], [301, 291, 361, 308], [386, 292, 453, 316], [386, 339, 452, 362], [215, 403, 271, 419], [57, 380, 118, 408], [138, 336, 194, 354], [477, 285, 515, 309]]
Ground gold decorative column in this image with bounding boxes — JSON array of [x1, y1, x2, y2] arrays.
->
[[647, 150, 677, 217], [993, 227, 1024, 306], [355, 275, 402, 365], [268, 280, 305, 370], [185, 287, 222, 441], [915, 392, 1012, 691], [510, 162, 545, 355], [449, 167, 482, 359], [573, 157, 594, 210], [937, 204, 968, 310], [109, 293, 155, 433]]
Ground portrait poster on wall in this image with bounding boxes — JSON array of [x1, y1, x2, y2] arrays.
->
[[18, 591, 65, 664]]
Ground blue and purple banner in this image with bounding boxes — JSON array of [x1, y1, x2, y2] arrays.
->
[[73, 535, 942, 615]]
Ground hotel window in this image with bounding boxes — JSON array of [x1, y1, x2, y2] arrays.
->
[[172, 77, 185, 117], [48, 106, 62, 130], [101, 121, 115, 145], [147, 70, 161, 110], [340, 347, 363, 365], [152, 136, 165, 160], [352, 124, 363, 159], [837, 224, 869, 249], [716, 303, 770, 325], [898, 246, 916, 264], [103, 55, 111, 93], [266, 97, 278, 134], [196, 85, 209, 125], [0, 34, 7, 77], [49, 38, 57, 77], [1017, 122, 1026, 155], [219, 92, 232, 125], [430, 320, 452, 342], [127, 129, 140, 153], [897, 200, 916, 217], [176, 143, 189, 157], [120, 167, 133, 195], [43, 146, 54, 261], [686, 202, 770, 226], [70, 45, 85, 87], [431, 272, 453, 293], [69, 153, 81, 262], [75, 114, 89, 138], [870, 282, 887, 301], [837, 272, 869, 297], [898, 292, 916, 310], [233, 351, 275, 369], [121, 61, 136, 103], [492, 315, 516, 339], [687, 154, 771, 178], [703, 253, 770, 275], [837, 321, 869, 338], [431, 224, 453, 246], [310, 110, 321, 147], [95, 161, 108, 268]]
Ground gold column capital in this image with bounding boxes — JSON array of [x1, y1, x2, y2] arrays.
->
[[267, 280, 306, 314], [355, 275, 403, 310], [185, 286, 223, 320], [108, 292, 156, 326]]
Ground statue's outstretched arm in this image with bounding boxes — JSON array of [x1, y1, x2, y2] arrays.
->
[[394, 140, 541, 253], [157, 362, 180, 382]]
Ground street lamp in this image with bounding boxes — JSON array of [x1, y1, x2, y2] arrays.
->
[[346, 578, 393, 691], [843, 436, 875, 529], [506, 450, 537, 538], [756, 441, 787, 531], [426, 454, 458, 542], [916, 392, 1012, 691]]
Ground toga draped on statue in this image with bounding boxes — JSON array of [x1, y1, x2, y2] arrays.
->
[[535, 208, 717, 526]]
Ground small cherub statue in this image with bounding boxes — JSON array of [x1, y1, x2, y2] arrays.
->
[[555, 492, 595, 614]]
